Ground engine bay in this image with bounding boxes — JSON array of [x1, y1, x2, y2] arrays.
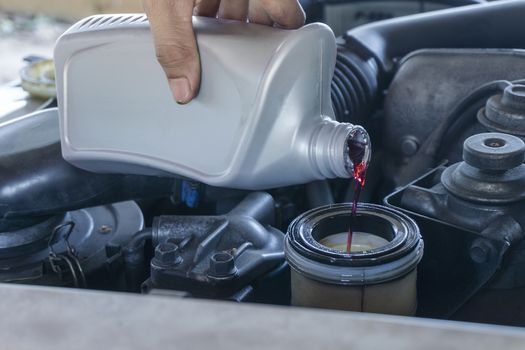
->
[[2, 0, 525, 330]]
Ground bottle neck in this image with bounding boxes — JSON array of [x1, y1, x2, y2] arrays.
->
[[309, 120, 371, 179]]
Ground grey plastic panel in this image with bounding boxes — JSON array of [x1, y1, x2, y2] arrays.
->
[[0, 108, 59, 156], [55, 15, 351, 189], [3, 284, 525, 350]]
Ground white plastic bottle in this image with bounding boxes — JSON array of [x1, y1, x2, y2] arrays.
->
[[54, 15, 371, 190]]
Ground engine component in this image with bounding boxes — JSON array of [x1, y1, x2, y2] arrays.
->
[[385, 133, 525, 325], [0, 201, 143, 288], [326, 0, 525, 128], [284, 203, 423, 315], [0, 55, 57, 125], [0, 108, 178, 230], [54, 15, 371, 190], [344, 0, 525, 82], [382, 49, 525, 187], [478, 84, 525, 139], [19, 58, 56, 99], [0, 81, 54, 124], [331, 45, 379, 124], [441, 133, 525, 203], [140, 192, 288, 303], [4, 0, 525, 330], [302, 0, 485, 35]]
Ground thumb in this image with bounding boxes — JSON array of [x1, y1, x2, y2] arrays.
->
[[143, 0, 200, 104]]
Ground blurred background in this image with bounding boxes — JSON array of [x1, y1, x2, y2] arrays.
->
[[0, 0, 142, 84], [0, 0, 493, 84]]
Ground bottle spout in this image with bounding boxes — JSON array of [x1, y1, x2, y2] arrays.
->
[[344, 125, 372, 179], [310, 121, 371, 180]]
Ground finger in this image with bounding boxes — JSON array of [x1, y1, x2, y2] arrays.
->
[[218, 0, 249, 21], [260, 0, 305, 29], [143, 0, 200, 104], [248, 0, 273, 26], [194, 0, 221, 17]]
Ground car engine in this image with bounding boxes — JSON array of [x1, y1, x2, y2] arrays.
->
[[1, 0, 525, 330]]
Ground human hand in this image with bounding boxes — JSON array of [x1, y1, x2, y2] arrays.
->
[[142, 0, 305, 104]]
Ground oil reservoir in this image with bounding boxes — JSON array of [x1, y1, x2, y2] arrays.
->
[[284, 203, 423, 315]]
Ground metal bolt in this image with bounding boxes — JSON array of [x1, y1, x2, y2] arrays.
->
[[469, 239, 494, 264], [98, 225, 112, 234], [154, 242, 182, 266], [208, 252, 237, 278], [401, 137, 419, 157]]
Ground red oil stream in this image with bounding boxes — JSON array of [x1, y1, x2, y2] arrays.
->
[[346, 162, 367, 252], [346, 134, 369, 253]]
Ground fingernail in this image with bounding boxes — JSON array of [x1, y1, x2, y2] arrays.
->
[[169, 78, 191, 104]]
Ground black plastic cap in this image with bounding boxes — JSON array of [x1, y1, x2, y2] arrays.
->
[[463, 133, 525, 171]]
